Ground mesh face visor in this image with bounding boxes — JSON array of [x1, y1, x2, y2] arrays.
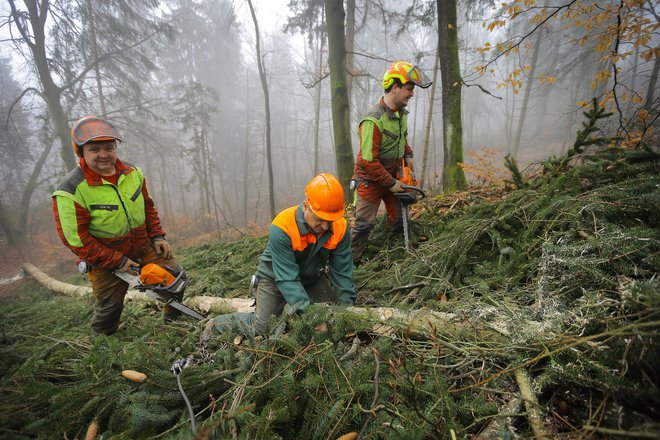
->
[[407, 65, 432, 88], [72, 117, 123, 146]]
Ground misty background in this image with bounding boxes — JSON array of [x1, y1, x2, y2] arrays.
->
[[1, 0, 657, 249]]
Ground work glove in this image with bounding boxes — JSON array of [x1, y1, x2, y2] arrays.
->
[[405, 157, 415, 172], [153, 238, 171, 259], [388, 179, 404, 193], [116, 257, 140, 275]]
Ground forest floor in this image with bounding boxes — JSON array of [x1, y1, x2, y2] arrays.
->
[[1, 144, 658, 439]]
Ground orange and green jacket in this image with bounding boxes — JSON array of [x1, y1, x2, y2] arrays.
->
[[353, 98, 413, 188], [52, 158, 165, 270], [256, 204, 356, 310]]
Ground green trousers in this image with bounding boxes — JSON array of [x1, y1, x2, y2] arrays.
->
[[212, 274, 336, 336]]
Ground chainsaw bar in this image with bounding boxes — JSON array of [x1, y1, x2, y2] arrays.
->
[[142, 290, 207, 321]]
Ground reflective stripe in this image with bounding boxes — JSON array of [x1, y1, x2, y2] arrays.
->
[[90, 204, 118, 211]]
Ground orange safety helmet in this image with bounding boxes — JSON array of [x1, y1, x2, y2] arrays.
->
[[304, 173, 345, 221], [382, 61, 433, 90], [71, 116, 123, 157]]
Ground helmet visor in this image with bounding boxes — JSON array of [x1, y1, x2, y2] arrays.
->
[[407, 65, 433, 88], [72, 118, 123, 146]]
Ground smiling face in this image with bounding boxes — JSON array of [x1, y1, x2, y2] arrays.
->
[[82, 140, 118, 176], [302, 201, 332, 235]]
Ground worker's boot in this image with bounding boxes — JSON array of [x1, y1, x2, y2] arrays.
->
[[351, 233, 370, 267]]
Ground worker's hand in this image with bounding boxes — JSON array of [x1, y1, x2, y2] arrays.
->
[[389, 179, 404, 193], [405, 157, 415, 172], [117, 258, 140, 275], [153, 239, 171, 259]]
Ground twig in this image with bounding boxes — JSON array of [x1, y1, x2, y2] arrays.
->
[[514, 368, 548, 440], [357, 349, 381, 440], [583, 425, 659, 438], [384, 282, 426, 295]]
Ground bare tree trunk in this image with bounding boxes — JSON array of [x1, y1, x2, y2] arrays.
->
[[438, 0, 467, 191], [345, 0, 355, 101], [420, 45, 440, 188], [8, 0, 76, 170], [324, 0, 355, 199], [247, 0, 275, 219], [313, 16, 325, 176], [511, 28, 543, 160], [86, 0, 106, 117], [243, 79, 251, 226], [644, 56, 659, 110]]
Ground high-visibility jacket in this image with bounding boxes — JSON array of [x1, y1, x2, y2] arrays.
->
[[353, 97, 414, 190], [256, 204, 356, 309], [52, 158, 165, 270]]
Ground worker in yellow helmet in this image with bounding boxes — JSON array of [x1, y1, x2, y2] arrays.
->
[[210, 173, 356, 336], [350, 61, 432, 265]]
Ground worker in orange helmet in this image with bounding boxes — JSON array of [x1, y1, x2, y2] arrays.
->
[[52, 116, 186, 335], [210, 173, 356, 336], [350, 61, 432, 265]]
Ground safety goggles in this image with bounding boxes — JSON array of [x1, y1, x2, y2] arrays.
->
[[407, 65, 433, 89]]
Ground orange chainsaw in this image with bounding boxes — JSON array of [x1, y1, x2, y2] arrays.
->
[[79, 262, 207, 321], [394, 159, 425, 250]]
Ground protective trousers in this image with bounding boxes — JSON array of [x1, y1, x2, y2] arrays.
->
[[88, 245, 183, 335], [350, 191, 402, 264], [211, 274, 337, 336]]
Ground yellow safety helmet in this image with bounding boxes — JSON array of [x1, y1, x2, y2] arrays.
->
[[382, 61, 432, 90]]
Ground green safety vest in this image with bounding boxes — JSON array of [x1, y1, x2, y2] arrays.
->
[[359, 101, 409, 161], [53, 165, 147, 247]]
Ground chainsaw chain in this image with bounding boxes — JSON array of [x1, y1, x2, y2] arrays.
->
[[171, 330, 216, 375]]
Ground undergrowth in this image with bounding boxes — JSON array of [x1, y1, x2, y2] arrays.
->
[[1, 143, 658, 438]]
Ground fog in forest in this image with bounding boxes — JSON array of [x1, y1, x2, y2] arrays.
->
[[1, 0, 657, 247]]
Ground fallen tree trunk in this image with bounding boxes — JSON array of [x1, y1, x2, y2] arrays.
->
[[21, 262, 526, 340], [21, 263, 255, 314]]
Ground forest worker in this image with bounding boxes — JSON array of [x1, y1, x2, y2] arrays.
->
[[52, 116, 186, 336], [210, 173, 356, 336], [350, 60, 432, 265]]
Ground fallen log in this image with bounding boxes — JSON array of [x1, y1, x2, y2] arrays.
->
[[21, 262, 526, 341], [21, 263, 255, 314]]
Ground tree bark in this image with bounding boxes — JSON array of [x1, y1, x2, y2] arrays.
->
[[313, 12, 325, 176], [644, 55, 659, 110], [345, 0, 356, 116], [8, 0, 76, 170], [324, 0, 355, 201], [247, 0, 276, 219], [420, 45, 440, 188], [437, 0, 467, 191], [86, 0, 107, 118]]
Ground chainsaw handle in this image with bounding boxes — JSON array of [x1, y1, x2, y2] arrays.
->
[[400, 185, 426, 199]]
